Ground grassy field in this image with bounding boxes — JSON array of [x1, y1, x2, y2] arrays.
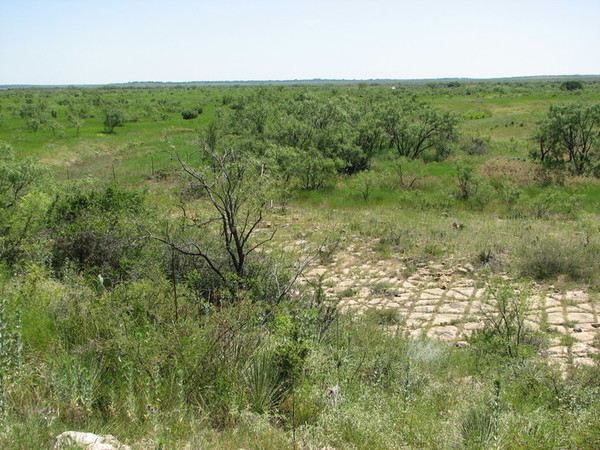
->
[[1, 79, 600, 448]]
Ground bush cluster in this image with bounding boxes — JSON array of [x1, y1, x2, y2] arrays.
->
[[181, 107, 202, 120]]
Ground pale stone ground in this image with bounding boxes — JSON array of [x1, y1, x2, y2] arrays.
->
[[300, 239, 600, 367]]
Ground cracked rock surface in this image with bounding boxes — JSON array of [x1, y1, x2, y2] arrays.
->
[[301, 241, 600, 367]]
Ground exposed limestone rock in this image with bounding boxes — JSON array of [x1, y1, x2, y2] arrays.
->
[[300, 239, 599, 366], [54, 432, 131, 450]]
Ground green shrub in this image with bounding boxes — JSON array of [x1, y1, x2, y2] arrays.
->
[[103, 109, 125, 133], [462, 110, 492, 120], [461, 135, 490, 155], [513, 189, 581, 219], [50, 185, 148, 278], [455, 161, 479, 200], [470, 280, 540, 358], [243, 351, 286, 414], [461, 381, 501, 447], [0, 150, 50, 265], [181, 109, 199, 120], [364, 307, 403, 326], [560, 80, 583, 91], [519, 236, 599, 282], [291, 149, 338, 190]]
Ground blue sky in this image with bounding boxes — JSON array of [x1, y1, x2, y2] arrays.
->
[[1, 0, 599, 84]]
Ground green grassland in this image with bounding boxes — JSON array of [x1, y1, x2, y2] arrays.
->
[[1, 79, 600, 448]]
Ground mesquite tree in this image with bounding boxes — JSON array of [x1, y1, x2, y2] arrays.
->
[[151, 149, 277, 290], [0, 145, 48, 262], [533, 103, 600, 175], [381, 99, 458, 159]]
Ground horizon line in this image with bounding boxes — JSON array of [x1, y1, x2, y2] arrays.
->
[[2, 74, 600, 88]]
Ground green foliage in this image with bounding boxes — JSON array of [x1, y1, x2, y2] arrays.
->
[[471, 280, 535, 358], [292, 149, 338, 190], [1, 81, 600, 447], [461, 135, 490, 155], [181, 108, 199, 120], [462, 110, 492, 120], [0, 263, 599, 447], [514, 189, 582, 219], [53, 183, 144, 223], [455, 160, 479, 200], [460, 380, 501, 447], [0, 295, 23, 427], [560, 80, 583, 91], [103, 109, 125, 133], [50, 184, 147, 278], [519, 235, 600, 282], [0, 147, 50, 264], [243, 350, 286, 414], [532, 103, 600, 175], [381, 98, 459, 160], [0, 144, 46, 210]]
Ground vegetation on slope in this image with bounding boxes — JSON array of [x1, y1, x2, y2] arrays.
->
[[0, 79, 599, 448]]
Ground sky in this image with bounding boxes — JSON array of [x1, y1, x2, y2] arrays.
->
[[1, 0, 599, 85]]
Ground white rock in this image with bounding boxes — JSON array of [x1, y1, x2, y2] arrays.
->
[[54, 431, 131, 450]]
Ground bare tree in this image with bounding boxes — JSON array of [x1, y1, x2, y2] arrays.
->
[[184, 149, 275, 277], [147, 149, 277, 295], [146, 147, 336, 307]]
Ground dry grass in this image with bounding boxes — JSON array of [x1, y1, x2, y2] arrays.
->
[[479, 158, 537, 185]]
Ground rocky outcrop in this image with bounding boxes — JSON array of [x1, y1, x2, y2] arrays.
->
[[54, 432, 131, 450]]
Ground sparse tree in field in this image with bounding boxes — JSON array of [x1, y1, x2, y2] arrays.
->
[[151, 149, 276, 286], [68, 101, 92, 119], [380, 99, 458, 159], [103, 110, 125, 133], [455, 161, 479, 200], [68, 113, 84, 137], [46, 120, 65, 137], [146, 147, 323, 307], [533, 103, 600, 175], [27, 118, 42, 132]]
